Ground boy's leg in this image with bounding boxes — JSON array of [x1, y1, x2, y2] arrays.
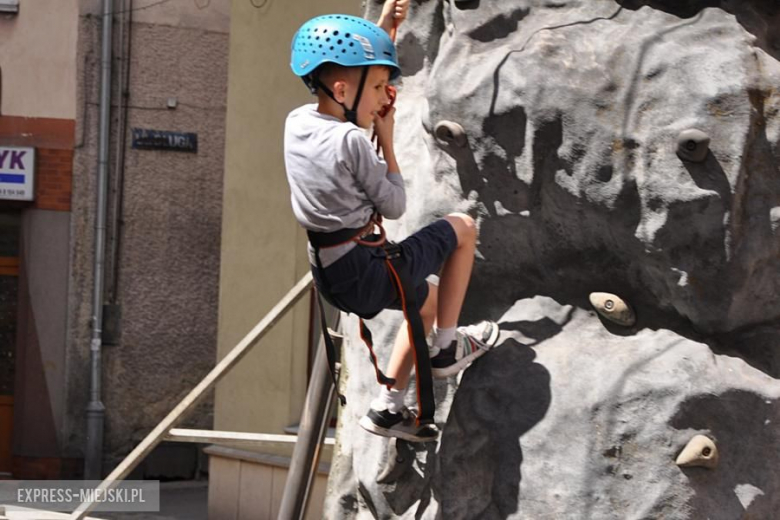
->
[[430, 213, 500, 377], [381, 210, 476, 386], [383, 282, 438, 390], [359, 282, 439, 443], [437, 213, 477, 328], [381, 211, 476, 388], [360, 214, 495, 441]]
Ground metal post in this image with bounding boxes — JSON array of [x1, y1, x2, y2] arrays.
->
[[84, 0, 113, 481], [277, 315, 341, 520]]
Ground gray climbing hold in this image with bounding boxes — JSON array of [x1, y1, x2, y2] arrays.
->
[[434, 120, 468, 147], [376, 438, 415, 484], [676, 129, 710, 163], [676, 434, 719, 469], [588, 292, 636, 327]]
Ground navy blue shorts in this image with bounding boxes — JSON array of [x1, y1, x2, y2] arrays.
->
[[312, 219, 458, 319]]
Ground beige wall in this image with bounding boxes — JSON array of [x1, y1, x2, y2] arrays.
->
[[216, 0, 359, 443], [0, 0, 79, 119]]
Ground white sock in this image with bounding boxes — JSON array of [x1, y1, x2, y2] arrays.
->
[[433, 325, 457, 350], [371, 386, 407, 414]]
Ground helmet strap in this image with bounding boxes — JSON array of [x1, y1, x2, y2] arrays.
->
[[311, 67, 369, 126]]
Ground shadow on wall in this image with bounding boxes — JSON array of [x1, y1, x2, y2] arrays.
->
[[616, 0, 780, 61], [434, 338, 552, 519]]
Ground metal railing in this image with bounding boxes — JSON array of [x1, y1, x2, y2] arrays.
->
[[69, 272, 339, 520]]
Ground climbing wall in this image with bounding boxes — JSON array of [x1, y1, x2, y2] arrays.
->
[[324, 1, 780, 518]]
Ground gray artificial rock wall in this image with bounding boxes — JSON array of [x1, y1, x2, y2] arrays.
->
[[325, 1, 780, 518]]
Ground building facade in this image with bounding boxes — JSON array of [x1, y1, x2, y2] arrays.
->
[[0, 0, 229, 479]]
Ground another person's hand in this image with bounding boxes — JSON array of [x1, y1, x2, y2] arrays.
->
[[378, 0, 409, 35], [373, 106, 396, 153]]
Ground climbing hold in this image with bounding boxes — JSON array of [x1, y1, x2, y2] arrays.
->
[[676, 129, 710, 163], [434, 120, 468, 147], [676, 434, 719, 469], [376, 438, 415, 484], [588, 292, 636, 327]]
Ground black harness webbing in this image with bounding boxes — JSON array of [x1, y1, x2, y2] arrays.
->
[[308, 225, 436, 427]]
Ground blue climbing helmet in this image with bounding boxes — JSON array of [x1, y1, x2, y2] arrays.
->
[[290, 14, 401, 124]]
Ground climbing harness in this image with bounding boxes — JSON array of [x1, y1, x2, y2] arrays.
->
[[308, 212, 436, 427]]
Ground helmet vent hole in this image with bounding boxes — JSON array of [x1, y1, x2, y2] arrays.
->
[[337, 39, 343, 45], [345, 33, 350, 38], [329, 46, 334, 50], [316, 36, 320, 40], [349, 42, 354, 47], [326, 37, 331, 42], [323, 29, 328, 34], [333, 30, 339, 35]]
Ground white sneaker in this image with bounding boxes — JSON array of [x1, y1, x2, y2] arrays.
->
[[430, 321, 500, 378]]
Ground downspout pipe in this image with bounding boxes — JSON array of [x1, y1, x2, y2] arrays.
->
[[84, 0, 113, 480]]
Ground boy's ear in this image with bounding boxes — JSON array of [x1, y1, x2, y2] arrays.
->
[[332, 80, 348, 104]]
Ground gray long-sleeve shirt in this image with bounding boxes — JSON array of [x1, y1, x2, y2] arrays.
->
[[284, 104, 406, 267]]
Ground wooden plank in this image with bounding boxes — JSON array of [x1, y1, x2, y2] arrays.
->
[[208, 457, 240, 520], [69, 272, 314, 520], [237, 462, 273, 520], [164, 429, 334, 446]]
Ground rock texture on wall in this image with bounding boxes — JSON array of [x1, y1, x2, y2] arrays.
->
[[325, 0, 780, 518]]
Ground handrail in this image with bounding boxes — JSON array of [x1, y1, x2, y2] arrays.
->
[[69, 272, 315, 519]]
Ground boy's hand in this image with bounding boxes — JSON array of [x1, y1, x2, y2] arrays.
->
[[378, 0, 409, 35], [373, 106, 396, 153]]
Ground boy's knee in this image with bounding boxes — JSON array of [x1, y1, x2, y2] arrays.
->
[[445, 212, 476, 246]]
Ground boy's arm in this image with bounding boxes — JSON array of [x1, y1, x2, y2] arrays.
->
[[343, 129, 406, 220], [377, 0, 409, 35]]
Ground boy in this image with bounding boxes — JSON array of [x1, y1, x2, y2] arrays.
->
[[285, 2, 499, 442]]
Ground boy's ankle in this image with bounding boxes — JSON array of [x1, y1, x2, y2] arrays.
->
[[432, 325, 457, 350]]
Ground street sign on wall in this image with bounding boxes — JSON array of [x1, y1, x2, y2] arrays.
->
[[0, 147, 35, 201], [131, 129, 198, 153]]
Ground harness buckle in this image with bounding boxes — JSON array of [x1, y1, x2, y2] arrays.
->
[[383, 242, 402, 260]]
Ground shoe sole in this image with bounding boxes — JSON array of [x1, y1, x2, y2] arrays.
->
[[358, 416, 439, 443], [432, 322, 500, 379]]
